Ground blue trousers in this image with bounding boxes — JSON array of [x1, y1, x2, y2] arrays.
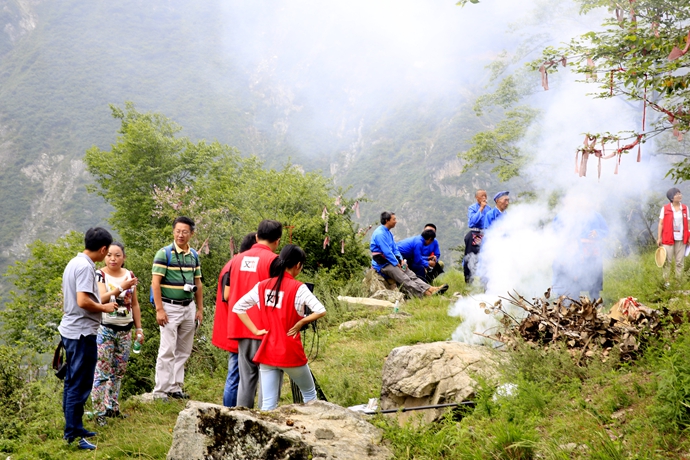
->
[[223, 352, 239, 407], [62, 334, 98, 441]]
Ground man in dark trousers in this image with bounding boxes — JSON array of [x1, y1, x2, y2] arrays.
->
[[212, 232, 257, 407], [227, 220, 282, 408], [59, 227, 117, 450]]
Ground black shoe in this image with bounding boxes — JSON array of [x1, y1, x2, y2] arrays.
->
[[168, 391, 190, 400], [105, 408, 128, 419], [435, 284, 449, 295]]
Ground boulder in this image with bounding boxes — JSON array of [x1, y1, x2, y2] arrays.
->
[[167, 400, 392, 460], [380, 341, 501, 424], [362, 269, 397, 295], [371, 289, 405, 304]]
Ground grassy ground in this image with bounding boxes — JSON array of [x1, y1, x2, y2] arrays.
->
[[5, 257, 690, 459]]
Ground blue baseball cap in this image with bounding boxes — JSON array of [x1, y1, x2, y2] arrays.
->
[[493, 191, 509, 202]]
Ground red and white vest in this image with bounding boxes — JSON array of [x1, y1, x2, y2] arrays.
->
[[662, 203, 690, 245], [227, 244, 278, 340], [211, 259, 238, 353], [252, 273, 308, 368]]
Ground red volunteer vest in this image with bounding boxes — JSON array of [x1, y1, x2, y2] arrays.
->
[[211, 260, 238, 353], [662, 203, 690, 245], [227, 244, 277, 340], [252, 273, 308, 368]]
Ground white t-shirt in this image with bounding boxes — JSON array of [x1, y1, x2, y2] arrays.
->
[[660, 205, 686, 241]]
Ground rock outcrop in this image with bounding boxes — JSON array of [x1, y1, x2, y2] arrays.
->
[[380, 341, 501, 424], [167, 400, 392, 460]]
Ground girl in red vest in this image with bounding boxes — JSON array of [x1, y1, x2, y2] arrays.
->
[[232, 245, 326, 410], [657, 187, 690, 281]]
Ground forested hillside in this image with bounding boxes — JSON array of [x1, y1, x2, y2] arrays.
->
[[0, 0, 513, 275]]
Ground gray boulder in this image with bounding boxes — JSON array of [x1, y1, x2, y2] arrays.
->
[[380, 341, 501, 424], [167, 400, 392, 460], [362, 269, 397, 295]]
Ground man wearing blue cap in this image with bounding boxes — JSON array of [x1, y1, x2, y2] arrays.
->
[[484, 191, 510, 229]]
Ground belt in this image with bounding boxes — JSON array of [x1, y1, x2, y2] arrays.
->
[[162, 297, 193, 306], [468, 228, 483, 232]]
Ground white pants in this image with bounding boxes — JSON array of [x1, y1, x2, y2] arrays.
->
[[664, 241, 686, 280], [153, 301, 195, 395]]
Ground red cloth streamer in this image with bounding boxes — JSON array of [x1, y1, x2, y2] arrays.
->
[[669, 30, 690, 61], [642, 75, 647, 131], [229, 236, 235, 256], [341, 239, 345, 254], [352, 201, 360, 219], [335, 195, 341, 206], [323, 236, 330, 249]]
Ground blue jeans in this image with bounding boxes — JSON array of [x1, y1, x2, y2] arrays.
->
[[223, 352, 239, 407], [259, 363, 316, 410], [62, 334, 98, 441]]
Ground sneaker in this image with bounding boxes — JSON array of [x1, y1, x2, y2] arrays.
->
[[168, 391, 190, 400], [105, 408, 128, 419], [77, 438, 97, 450], [96, 415, 107, 427]]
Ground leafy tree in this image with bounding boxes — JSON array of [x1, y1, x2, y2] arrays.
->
[[1, 232, 83, 353], [533, 0, 690, 181]]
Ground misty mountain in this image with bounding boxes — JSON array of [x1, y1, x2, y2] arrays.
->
[[0, 0, 511, 270]]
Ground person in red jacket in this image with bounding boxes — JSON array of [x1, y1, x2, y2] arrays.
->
[[657, 187, 689, 281], [227, 220, 282, 408], [232, 244, 326, 410], [211, 232, 256, 407]]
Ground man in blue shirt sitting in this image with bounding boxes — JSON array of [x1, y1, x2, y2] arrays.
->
[[421, 223, 444, 282], [370, 212, 447, 298], [398, 226, 444, 283]]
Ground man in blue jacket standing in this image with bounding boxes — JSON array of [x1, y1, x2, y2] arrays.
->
[[463, 190, 492, 284], [370, 212, 446, 298]]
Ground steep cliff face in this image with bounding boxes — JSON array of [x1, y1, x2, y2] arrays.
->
[[0, 0, 37, 55]]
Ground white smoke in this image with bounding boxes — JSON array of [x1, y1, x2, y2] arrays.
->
[[449, 2, 674, 344]]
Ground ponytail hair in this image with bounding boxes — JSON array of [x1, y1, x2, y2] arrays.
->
[[268, 244, 307, 304]]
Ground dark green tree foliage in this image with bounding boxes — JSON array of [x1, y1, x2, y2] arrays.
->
[[1, 232, 83, 353]]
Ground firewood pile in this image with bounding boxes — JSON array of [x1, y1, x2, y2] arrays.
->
[[478, 289, 662, 363]]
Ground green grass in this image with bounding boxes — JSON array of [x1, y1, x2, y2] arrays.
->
[[5, 260, 690, 458]]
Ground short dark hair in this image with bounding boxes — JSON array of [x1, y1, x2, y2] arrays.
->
[[173, 216, 195, 232], [257, 220, 283, 243], [380, 212, 395, 225], [84, 227, 113, 252], [421, 229, 436, 241], [667, 187, 682, 202], [424, 223, 437, 231], [240, 232, 257, 253]]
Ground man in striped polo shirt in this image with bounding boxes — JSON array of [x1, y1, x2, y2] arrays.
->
[[151, 216, 203, 401]]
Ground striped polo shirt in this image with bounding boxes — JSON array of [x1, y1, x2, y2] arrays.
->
[[151, 243, 202, 301]]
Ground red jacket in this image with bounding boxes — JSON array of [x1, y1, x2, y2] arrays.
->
[[252, 273, 308, 368], [662, 203, 690, 245], [227, 244, 277, 340], [211, 260, 238, 353]]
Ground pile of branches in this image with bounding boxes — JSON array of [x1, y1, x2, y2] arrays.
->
[[478, 289, 662, 363]]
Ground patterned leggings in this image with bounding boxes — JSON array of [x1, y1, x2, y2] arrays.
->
[[91, 325, 132, 414]]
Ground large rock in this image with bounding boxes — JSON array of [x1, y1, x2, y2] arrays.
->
[[380, 341, 501, 424], [362, 269, 397, 295], [167, 400, 392, 460]]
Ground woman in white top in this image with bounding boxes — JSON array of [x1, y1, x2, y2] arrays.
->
[[658, 187, 689, 281], [91, 242, 142, 425]]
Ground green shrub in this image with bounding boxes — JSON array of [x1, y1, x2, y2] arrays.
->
[[652, 327, 690, 430]]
